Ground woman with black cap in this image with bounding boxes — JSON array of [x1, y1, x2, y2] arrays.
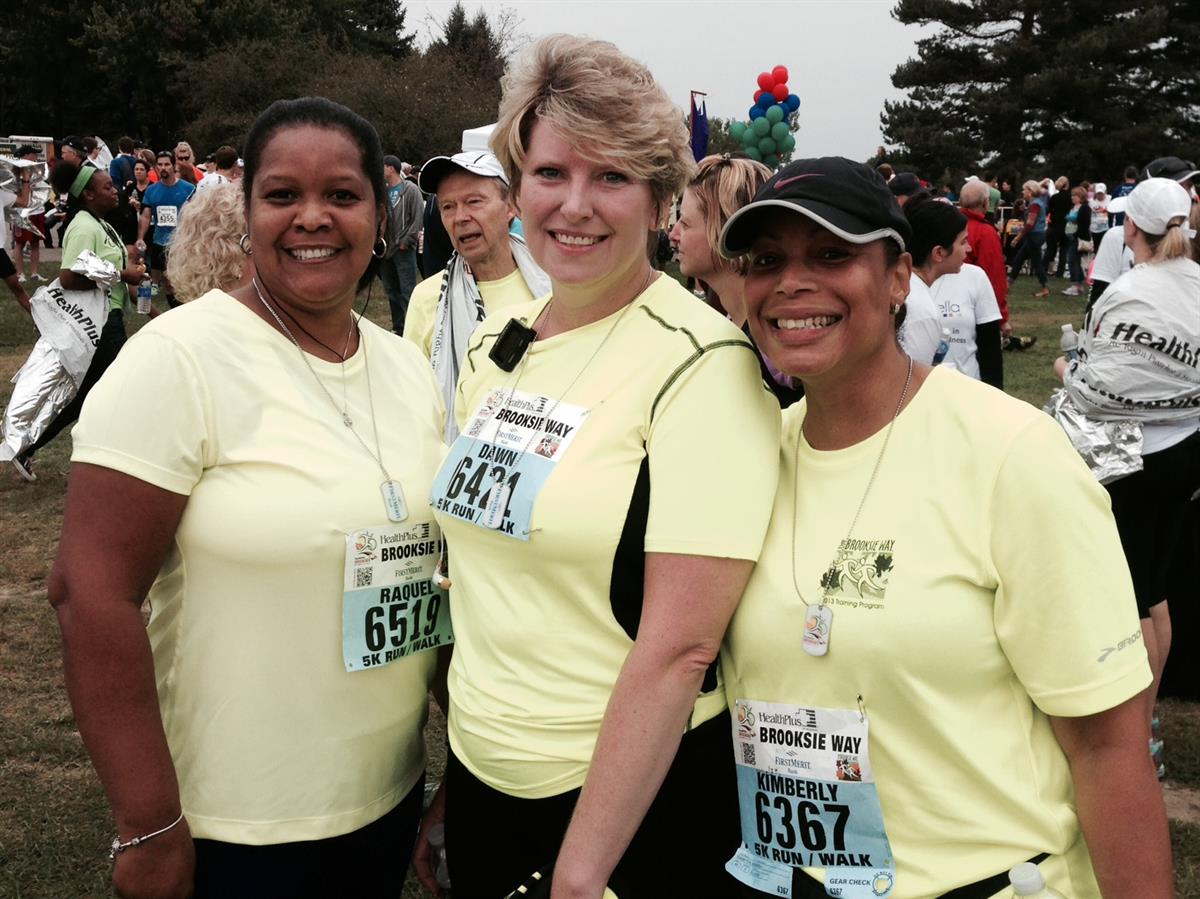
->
[[715, 157, 1171, 898]]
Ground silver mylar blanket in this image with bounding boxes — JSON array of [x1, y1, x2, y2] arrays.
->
[[0, 157, 52, 238], [1044, 388, 1143, 484], [0, 251, 118, 462]]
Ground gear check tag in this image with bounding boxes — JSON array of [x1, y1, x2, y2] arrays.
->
[[726, 701, 896, 899], [342, 521, 453, 672], [430, 388, 589, 541]]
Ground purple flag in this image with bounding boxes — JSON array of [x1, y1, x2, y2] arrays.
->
[[690, 92, 709, 163]]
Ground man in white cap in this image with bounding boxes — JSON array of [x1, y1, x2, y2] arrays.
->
[[404, 150, 549, 439]]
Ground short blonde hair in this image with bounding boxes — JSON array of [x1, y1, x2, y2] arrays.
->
[[687, 154, 771, 276], [166, 181, 247, 302], [1055, 175, 1069, 191], [491, 34, 694, 213], [1023, 179, 1043, 196]]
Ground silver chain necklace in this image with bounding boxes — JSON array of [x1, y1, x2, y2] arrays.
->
[[464, 271, 653, 530], [792, 354, 913, 657], [253, 278, 407, 522]]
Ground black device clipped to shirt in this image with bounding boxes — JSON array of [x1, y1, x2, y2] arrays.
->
[[489, 318, 538, 371]]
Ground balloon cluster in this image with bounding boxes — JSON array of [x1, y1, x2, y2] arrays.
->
[[729, 65, 799, 168]]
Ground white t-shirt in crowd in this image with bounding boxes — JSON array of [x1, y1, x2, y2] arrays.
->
[[1091, 227, 1135, 285], [929, 263, 1003, 380], [900, 273, 942, 365]]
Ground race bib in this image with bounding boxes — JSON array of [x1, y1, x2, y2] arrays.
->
[[727, 701, 895, 899], [342, 521, 453, 672], [430, 388, 588, 540], [156, 205, 178, 228]]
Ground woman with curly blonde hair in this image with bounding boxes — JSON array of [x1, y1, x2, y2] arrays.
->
[[165, 180, 251, 303], [414, 34, 779, 899]]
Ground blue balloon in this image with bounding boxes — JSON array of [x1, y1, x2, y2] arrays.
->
[[758, 93, 775, 110], [749, 106, 764, 120], [787, 94, 801, 111]]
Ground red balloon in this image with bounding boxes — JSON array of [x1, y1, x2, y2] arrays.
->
[[772, 83, 788, 101], [773, 65, 789, 84], [757, 72, 773, 91]]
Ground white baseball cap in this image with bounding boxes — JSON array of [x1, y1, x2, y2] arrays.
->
[[419, 150, 508, 193], [1123, 177, 1196, 236]]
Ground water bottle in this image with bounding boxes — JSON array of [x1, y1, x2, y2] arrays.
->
[[1008, 862, 1066, 898], [1060, 323, 1080, 361], [932, 328, 951, 365], [137, 276, 153, 314]]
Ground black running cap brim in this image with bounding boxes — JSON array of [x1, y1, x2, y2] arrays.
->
[[720, 198, 908, 258]]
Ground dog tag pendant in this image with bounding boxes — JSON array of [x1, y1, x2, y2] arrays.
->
[[381, 480, 408, 522], [479, 478, 511, 530], [802, 603, 833, 657]]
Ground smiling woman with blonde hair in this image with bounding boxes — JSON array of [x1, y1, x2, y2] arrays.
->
[[414, 33, 780, 899]]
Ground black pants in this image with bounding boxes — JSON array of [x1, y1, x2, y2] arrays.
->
[[28, 307, 127, 457], [444, 711, 741, 899], [1106, 430, 1200, 618], [193, 775, 424, 898], [1042, 228, 1066, 276]]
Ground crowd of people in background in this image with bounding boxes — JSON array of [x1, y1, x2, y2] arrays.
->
[[1, 33, 1196, 899]]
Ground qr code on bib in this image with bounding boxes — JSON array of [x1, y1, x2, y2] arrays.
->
[[355, 567, 373, 588], [740, 741, 756, 766]]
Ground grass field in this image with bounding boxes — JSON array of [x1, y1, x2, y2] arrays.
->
[[0, 263, 1196, 897]]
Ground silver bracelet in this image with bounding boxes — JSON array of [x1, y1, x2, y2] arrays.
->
[[109, 811, 185, 860]]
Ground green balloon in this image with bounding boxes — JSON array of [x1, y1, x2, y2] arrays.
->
[[765, 104, 784, 123], [730, 121, 746, 139], [758, 137, 776, 155], [745, 146, 763, 161], [743, 124, 759, 143], [753, 117, 771, 137], [782, 134, 796, 151], [764, 154, 780, 168], [771, 121, 789, 141]]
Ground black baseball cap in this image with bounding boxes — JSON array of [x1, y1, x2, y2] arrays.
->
[[1141, 156, 1200, 185], [720, 156, 911, 257], [887, 172, 922, 198]]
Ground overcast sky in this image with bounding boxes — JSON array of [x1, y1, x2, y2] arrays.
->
[[406, 0, 928, 159]]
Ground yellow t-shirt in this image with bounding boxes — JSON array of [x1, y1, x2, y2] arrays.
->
[[720, 367, 1149, 898], [437, 275, 780, 798], [72, 290, 447, 844], [403, 266, 536, 359]]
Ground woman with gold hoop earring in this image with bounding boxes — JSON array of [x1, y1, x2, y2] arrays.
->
[[50, 97, 450, 897]]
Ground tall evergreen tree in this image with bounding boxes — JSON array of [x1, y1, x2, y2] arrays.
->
[[881, 0, 1200, 181]]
